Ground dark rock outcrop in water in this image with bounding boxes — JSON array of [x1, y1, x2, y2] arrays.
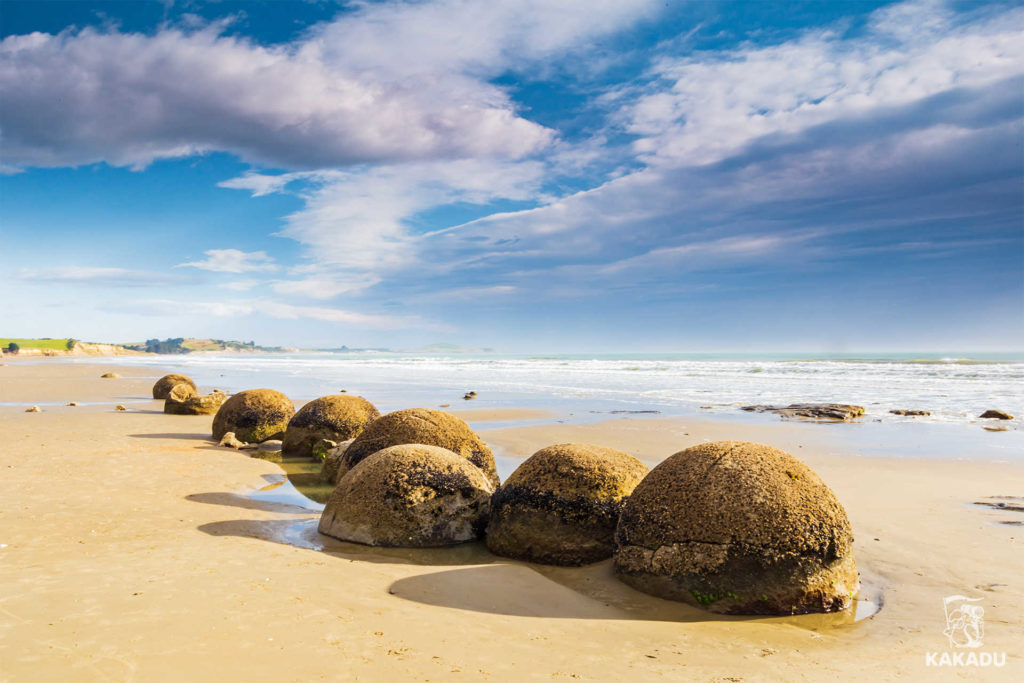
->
[[890, 409, 931, 416], [614, 441, 858, 615], [741, 403, 865, 421], [979, 410, 1013, 420], [152, 373, 197, 399], [282, 394, 380, 459], [318, 444, 494, 547], [486, 443, 649, 566], [340, 408, 499, 488], [211, 389, 295, 443]]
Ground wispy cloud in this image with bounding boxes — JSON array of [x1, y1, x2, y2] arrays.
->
[[177, 249, 278, 273], [105, 298, 447, 331], [14, 266, 187, 287]]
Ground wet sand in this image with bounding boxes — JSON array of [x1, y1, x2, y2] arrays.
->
[[1, 361, 1021, 680]]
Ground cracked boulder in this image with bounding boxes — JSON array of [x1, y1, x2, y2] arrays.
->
[[153, 373, 198, 399], [486, 443, 648, 566], [318, 444, 494, 547], [613, 441, 858, 615], [282, 394, 380, 459], [164, 384, 227, 415], [211, 389, 294, 443], [340, 408, 499, 488]]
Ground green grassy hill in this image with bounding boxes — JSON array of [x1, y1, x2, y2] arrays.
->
[[1, 338, 74, 351]]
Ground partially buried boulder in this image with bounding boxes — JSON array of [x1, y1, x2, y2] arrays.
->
[[614, 441, 858, 615], [282, 395, 380, 459], [487, 443, 649, 566], [211, 389, 294, 443], [980, 410, 1013, 420], [318, 444, 494, 547], [340, 408, 499, 487], [153, 373, 197, 399], [164, 384, 227, 415]]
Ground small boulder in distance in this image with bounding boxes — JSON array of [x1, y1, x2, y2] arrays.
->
[[100, 372, 121, 379], [115, 405, 127, 411], [153, 373, 198, 399], [25, 405, 41, 413], [980, 410, 1013, 420], [890, 409, 930, 416]]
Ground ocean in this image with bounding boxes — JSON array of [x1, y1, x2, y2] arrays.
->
[[71, 351, 1023, 461]]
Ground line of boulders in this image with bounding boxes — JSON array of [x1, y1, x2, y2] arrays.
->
[[149, 373, 859, 617], [143, 373, 1012, 616]]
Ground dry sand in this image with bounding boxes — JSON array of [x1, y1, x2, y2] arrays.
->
[[1, 361, 1021, 681]]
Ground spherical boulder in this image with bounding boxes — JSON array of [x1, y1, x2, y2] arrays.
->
[[282, 395, 380, 459], [318, 444, 494, 547], [614, 441, 858, 615], [211, 389, 294, 443], [340, 409, 499, 487], [487, 443, 649, 566], [153, 373, 197, 399]]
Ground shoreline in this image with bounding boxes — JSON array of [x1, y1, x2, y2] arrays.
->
[[39, 352, 1024, 430], [1, 361, 1021, 679]]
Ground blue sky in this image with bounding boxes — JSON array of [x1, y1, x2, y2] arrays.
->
[[1, 0, 1021, 352]]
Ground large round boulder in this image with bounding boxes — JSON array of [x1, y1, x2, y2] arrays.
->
[[211, 389, 295, 443], [340, 409, 499, 487], [152, 373, 197, 399], [487, 443, 648, 566], [614, 441, 858, 615], [318, 444, 494, 547], [282, 395, 380, 459]]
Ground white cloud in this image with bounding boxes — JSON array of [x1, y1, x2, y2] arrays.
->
[[0, 0, 660, 170], [13, 266, 186, 286], [271, 273, 382, 300], [621, 0, 1024, 167], [177, 249, 278, 273], [110, 298, 442, 331], [222, 158, 547, 287]]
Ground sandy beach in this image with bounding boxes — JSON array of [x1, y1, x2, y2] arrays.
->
[[1, 361, 1021, 681]]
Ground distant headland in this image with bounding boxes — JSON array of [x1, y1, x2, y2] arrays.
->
[[0, 337, 495, 357]]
